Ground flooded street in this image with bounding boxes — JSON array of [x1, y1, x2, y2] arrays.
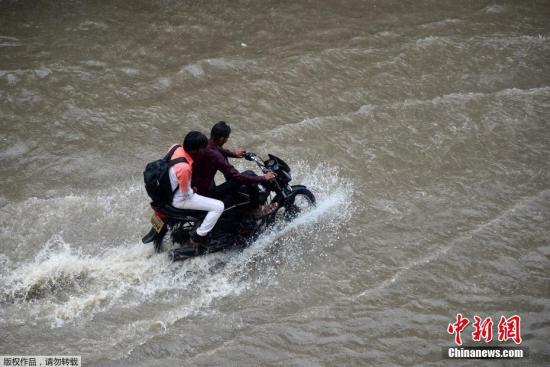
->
[[1, 0, 549, 365]]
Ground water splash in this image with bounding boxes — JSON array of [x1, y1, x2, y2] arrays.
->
[[0, 162, 354, 339]]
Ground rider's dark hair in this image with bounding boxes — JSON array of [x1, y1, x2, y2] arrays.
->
[[211, 121, 231, 139], [183, 131, 208, 152]]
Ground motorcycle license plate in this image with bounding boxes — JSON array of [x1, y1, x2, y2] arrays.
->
[[150, 213, 165, 233]]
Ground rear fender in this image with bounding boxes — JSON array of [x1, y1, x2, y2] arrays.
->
[[142, 225, 167, 253], [142, 227, 158, 244], [142, 226, 166, 242]]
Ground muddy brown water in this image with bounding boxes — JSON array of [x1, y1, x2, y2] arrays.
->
[[1, 1, 549, 366]]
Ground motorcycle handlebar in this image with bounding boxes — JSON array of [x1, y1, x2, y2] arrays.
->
[[243, 151, 255, 161], [243, 152, 272, 174]]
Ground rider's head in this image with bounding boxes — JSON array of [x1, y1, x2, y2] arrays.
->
[[183, 131, 208, 157], [210, 121, 231, 146]]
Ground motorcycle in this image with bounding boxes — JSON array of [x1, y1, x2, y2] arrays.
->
[[141, 152, 316, 261]]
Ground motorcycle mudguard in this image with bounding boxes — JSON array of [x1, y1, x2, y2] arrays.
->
[[153, 226, 168, 253], [272, 185, 316, 211], [281, 185, 308, 203], [143, 226, 168, 253], [142, 227, 158, 244]]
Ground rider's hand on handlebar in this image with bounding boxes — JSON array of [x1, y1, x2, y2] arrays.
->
[[234, 148, 245, 158], [264, 171, 276, 181]]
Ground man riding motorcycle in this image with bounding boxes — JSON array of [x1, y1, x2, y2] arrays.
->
[[169, 131, 224, 246], [192, 121, 276, 218], [143, 126, 317, 260]]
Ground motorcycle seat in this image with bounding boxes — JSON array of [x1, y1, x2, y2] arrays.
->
[[151, 203, 205, 220]]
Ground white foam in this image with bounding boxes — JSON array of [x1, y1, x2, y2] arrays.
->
[[485, 4, 505, 14], [81, 60, 107, 68], [0, 42, 21, 47], [495, 86, 550, 98], [206, 58, 233, 69], [420, 18, 462, 29], [204, 57, 257, 71], [34, 68, 51, 78], [76, 20, 108, 31], [120, 68, 140, 76], [182, 63, 205, 78], [482, 34, 550, 51], [6, 73, 18, 86], [1, 67, 51, 81], [154, 77, 172, 90], [357, 104, 375, 115], [415, 36, 449, 48], [0, 142, 30, 159], [0, 36, 21, 47]]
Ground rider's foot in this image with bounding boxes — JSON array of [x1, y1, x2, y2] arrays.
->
[[190, 231, 208, 247]]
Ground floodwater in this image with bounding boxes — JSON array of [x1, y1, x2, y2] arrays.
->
[[1, 0, 549, 366]]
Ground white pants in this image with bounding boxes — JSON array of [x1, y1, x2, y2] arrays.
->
[[173, 193, 224, 236]]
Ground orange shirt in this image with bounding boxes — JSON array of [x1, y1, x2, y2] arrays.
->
[[168, 144, 194, 195]]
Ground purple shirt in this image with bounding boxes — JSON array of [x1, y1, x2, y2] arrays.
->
[[192, 140, 265, 196]]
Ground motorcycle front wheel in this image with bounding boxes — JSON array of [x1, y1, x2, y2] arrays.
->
[[272, 186, 316, 222]]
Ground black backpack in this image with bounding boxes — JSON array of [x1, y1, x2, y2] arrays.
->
[[144, 145, 188, 205]]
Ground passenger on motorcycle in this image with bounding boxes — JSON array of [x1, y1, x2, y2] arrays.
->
[[169, 131, 224, 246], [192, 121, 276, 217]]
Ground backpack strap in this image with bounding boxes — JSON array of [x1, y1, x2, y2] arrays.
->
[[167, 157, 188, 166], [163, 144, 182, 161]]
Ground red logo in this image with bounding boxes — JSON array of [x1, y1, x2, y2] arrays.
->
[[498, 315, 522, 344], [472, 316, 493, 343], [448, 314, 522, 346], [447, 313, 470, 346]]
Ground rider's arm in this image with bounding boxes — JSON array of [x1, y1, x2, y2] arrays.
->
[[220, 147, 239, 158], [215, 156, 266, 186]]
